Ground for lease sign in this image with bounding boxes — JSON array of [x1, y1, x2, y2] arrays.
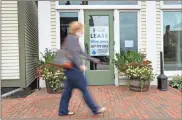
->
[[89, 26, 109, 56]]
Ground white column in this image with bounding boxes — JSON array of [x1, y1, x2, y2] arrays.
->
[[114, 9, 120, 86], [146, 1, 157, 85], [38, 1, 51, 88], [79, 9, 85, 51], [79, 9, 86, 75]]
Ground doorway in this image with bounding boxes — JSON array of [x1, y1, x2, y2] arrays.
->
[[84, 10, 115, 85], [59, 12, 78, 48]]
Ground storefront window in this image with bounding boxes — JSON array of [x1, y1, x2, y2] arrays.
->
[[119, 12, 138, 51], [59, 1, 138, 5], [163, 1, 182, 5], [163, 11, 182, 71]]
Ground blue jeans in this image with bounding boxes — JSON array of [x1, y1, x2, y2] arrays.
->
[[58, 68, 99, 115]]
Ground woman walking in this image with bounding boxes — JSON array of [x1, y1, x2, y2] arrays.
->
[[58, 21, 107, 116]]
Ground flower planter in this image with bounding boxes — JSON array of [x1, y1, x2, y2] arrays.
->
[[45, 80, 64, 94], [129, 79, 150, 92]]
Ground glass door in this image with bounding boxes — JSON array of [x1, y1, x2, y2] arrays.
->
[[84, 10, 114, 85]]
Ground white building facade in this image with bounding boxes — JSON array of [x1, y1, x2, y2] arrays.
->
[[38, 1, 182, 87]]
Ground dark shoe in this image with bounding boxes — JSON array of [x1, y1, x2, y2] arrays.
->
[[59, 111, 75, 116], [95, 107, 107, 115]]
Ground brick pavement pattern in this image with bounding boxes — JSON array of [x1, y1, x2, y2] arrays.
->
[[2, 86, 182, 120]]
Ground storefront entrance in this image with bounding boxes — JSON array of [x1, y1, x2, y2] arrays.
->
[[84, 10, 115, 85]]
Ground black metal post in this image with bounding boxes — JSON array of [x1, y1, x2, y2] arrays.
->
[[37, 77, 40, 90], [157, 51, 168, 91]]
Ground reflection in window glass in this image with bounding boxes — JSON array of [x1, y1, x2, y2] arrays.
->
[[163, 1, 182, 5], [163, 11, 182, 71], [60, 12, 78, 48], [119, 12, 138, 51], [59, 1, 138, 5]]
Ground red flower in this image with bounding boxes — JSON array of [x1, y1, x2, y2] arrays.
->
[[143, 60, 151, 64], [143, 60, 148, 64], [36, 69, 42, 73]]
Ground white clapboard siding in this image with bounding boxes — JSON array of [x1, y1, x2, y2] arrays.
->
[[50, 1, 57, 48], [1, 1, 19, 80], [140, 1, 147, 53], [24, 1, 39, 86], [156, 1, 162, 73]]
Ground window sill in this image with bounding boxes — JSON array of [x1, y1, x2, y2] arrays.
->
[[164, 71, 182, 76]]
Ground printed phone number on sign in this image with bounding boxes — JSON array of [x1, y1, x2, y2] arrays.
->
[[90, 45, 108, 48]]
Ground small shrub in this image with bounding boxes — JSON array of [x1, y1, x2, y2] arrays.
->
[[113, 50, 145, 72], [169, 75, 182, 91]]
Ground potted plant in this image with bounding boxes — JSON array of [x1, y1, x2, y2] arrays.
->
[[113, 50, 146, 75], [122, 60, 154, 92], [35, 48, 66, 93], [113, 50, 154, 92]]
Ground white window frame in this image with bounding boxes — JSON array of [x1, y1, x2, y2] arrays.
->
[[55, 1, 141, 10], [114, 10, 140, 85], [56, 10, 82, 49], [160, 1, 182, 10], [118, 10, 141, 52], [160, 4, 182, 76]]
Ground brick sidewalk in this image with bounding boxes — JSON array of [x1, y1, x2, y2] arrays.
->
[[2, 86, 182, 120]]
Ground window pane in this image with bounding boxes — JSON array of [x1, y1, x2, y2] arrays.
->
[[60, 12, 78, 48], [163, 11, 182, 71], [59, 1, 138, 5], [163, 1, 182, 5], [89, 16, 110, 70], [119, 12, 138, 51]]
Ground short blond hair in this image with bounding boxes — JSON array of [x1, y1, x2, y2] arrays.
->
[[67, 21, 83, 35]]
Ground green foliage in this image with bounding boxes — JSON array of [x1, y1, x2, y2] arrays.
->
[[35, 48, 65, 92], [169, 75, 182, 91], [113, 50, 154, 90], [113, 50, 145, 72], [124, 50, 146, 63], [123, 61, 154, 82]]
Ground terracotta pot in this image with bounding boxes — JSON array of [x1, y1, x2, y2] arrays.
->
[[45, 80, 53, 94], [129, 79, 150, 92]]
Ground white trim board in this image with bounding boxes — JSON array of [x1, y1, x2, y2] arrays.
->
[[55, 1, 141, 10], [160, 1, 182, 10], [114, 9, 120, 86]]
